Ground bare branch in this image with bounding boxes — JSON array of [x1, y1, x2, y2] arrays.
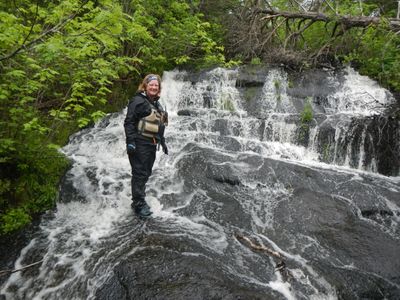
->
[[323, 0, 338, 15], [0, 260, 43, 277], [260, 18, 286, 51], [289, 0, 307, 12], [331, 22, 339, 37], [264, 0, 274, 11], [284, 19, 316, 49], [254, 7, 400, 32], [234, 233, 292, 282], [1, 0, 40, 62], [235, 233, 283, 259]]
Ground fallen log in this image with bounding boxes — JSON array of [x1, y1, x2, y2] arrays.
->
[[256, 8, 400, 32]]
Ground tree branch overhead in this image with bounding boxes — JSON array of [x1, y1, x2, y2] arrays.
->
[[256, 8, 400, 31]]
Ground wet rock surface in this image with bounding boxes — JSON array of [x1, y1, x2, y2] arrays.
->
[[95, 144, 400, 299]]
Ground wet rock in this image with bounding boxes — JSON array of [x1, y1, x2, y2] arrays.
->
[[95, 275, 127, 300], [172, 144, 400, 297], [361, 209, 394, 218], [236, 65, 269, 87], [96, 236, 283, 300], [213, 175, 241, 186], [177, 109, 192, 116]]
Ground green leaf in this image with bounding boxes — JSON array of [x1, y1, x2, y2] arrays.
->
[[78, 117, 90, 128], [1, 208, 31, 234], [91, 110, 106, 122], [6, 69, 26, 78]]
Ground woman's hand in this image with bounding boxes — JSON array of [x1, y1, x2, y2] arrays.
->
[[161, 141, 168, 155], [127, 143, 136, 155]]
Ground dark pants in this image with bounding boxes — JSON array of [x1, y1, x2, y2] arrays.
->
[[128, 138, 157, 209]]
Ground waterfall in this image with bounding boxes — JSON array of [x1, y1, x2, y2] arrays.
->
[[1, 67, 399, 300], [166, 66, 398, 175]]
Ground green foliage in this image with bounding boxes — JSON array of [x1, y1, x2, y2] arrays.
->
[[300, 98, 313, 124], [127, 0, 229, 71], [0, 179, 11, 208], [297, 97, 313, 146], [343, 24, 400, 91], [250, 57, 261, 65], [0, 136, 69, 235], [0, 208, 31, 234]]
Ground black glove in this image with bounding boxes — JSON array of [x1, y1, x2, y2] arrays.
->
[[162, 111, 168, 125], [161, 142, 168, 155], [127, 143, 136, 155]]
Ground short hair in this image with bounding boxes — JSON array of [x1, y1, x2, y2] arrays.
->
[[138, 74, 162, 93]]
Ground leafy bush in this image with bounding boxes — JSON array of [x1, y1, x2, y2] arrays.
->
[[0, 208, 31, 234], [344, 24, 400, 92]]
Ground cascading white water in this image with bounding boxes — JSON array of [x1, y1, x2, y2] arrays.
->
[[256, 67, 396, 173], [327, 67, 393, 115], [1, 67, 399, 300]]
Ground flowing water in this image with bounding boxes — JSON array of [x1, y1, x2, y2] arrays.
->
[[1, 67, 400, 300]]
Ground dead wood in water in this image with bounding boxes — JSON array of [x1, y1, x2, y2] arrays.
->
[[234, 233, 292, 281], [235, 233, 283, 258], [0, 259, 43, 277]]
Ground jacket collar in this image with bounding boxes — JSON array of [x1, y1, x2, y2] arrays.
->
[[140, 91, 159, 102]]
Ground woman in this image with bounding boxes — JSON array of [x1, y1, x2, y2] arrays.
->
[[124, 74, 168, 217]]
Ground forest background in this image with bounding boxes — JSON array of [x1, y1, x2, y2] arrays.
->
[[1, 0, 399, 234]]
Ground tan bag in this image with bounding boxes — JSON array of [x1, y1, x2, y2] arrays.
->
[[138, 109, 162, 138]]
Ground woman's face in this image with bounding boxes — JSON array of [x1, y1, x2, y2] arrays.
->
[[146, 79, 160, 99]]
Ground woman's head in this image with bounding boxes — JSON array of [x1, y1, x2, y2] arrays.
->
[[138, 74, 162, 99]]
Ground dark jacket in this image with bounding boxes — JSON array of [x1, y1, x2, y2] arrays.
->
[[124, 92, 165, 145]]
